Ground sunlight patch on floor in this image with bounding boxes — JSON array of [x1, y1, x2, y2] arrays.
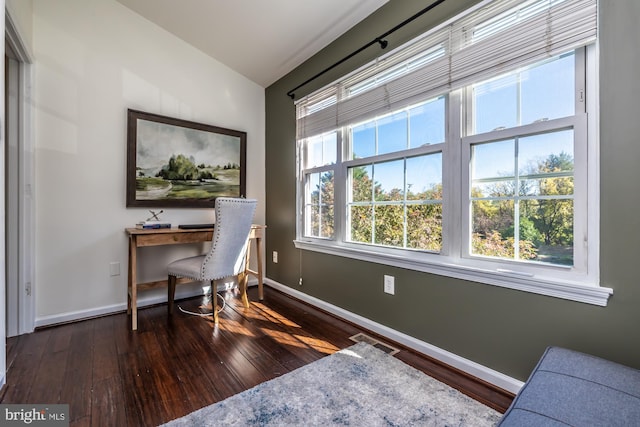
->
[[294, 334, 339, 354], [218, 318, 256, 337], [260, 327, 309, 349], [251, 302, 301, 328]]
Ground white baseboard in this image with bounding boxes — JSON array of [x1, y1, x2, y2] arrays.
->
[[34, 279, 258, 329], [265, 278, 524, 394], [34, 287, 200, 328]]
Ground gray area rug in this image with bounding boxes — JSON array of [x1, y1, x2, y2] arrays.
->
[[161, 342, 502, 426]]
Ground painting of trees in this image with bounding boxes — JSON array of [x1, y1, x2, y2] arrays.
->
[[156, 154, 215, 181], [127, 109, 245, 207]]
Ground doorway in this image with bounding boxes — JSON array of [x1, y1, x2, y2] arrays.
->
[[5, 14, 33, 337], [5, 39, 18, 337]]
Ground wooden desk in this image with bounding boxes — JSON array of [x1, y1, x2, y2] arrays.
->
[[125, 225, 265, 331]]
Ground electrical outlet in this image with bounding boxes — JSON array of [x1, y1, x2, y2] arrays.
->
[[272, 251, 278, 263], [299, 277, 303, 286], [110, 262, 121, 277], [384, 275, 395, 295]]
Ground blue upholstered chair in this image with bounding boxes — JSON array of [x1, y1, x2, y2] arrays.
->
[[167, 197, 257, 323]]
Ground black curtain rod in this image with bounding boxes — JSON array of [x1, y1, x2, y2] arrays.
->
[[286, 0, 448, 100]]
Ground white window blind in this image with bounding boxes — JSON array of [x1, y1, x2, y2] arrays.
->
[[296, 0, 597, 139]]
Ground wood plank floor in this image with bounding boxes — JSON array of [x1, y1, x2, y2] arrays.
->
[[1, 286, 513, 426]]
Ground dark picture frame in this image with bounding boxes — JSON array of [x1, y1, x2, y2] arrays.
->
[[126, 109, 246, 208]]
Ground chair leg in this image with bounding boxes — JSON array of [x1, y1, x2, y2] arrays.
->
[[238, 272, 250, 308], [168, 275, 176, 315], [212, 280, 219, 324]]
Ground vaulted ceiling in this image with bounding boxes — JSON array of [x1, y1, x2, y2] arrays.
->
[[116, 0, 388, 87]]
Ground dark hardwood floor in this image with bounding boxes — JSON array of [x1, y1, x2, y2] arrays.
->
[[1, 286, 513, 426]]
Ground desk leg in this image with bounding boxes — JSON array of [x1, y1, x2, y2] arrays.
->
[[256, 236, 264, 300], [128, 236, 138, 331], [242, 239, 252, 308]]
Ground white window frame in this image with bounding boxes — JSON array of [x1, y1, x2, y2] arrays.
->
[[343, 145, 445, 250], [460, 115, 587, 278], [294, 3, 611, 306]]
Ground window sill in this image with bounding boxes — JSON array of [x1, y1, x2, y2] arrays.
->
[[293, 239, 613, 306]]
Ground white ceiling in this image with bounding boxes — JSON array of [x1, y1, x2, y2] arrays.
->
[[115, 0, 389, 87]]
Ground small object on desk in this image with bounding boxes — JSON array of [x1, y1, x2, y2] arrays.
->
[[146, 209, 164, 222], [178, 223, 215, 229], [136, 220, 171, 229], [136, 210, 170, 228]]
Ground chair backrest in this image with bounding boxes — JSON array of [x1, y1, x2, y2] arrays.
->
[[201, 197, 257, 280]]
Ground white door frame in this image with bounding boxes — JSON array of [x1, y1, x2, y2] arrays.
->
[[5, 11, 34, 335]]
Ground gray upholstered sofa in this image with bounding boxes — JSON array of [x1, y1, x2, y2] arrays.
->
[[498, 346, 640, 426]]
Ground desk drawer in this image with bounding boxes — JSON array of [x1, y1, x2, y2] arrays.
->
[[135, 231, 213, 247]]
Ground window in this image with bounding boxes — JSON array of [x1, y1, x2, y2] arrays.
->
[[295, 0, 612, 305], [465, 51, 581, 267], [302, 132, 336, 239], [346, 98, 444, 251]]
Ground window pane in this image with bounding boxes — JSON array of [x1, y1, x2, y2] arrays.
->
[[304, 171, 334, 238], [350, 205, 372, 243], [323, 133, 337, 165], [521, 199, 573, 265], [374, 160, 404, 202], [519, 131, 573, 173], [350, 165, 373, 203], [521, 53, 575, 125], [519, 130, 574, 197], [307, 173, 320, 202], [471, 200, 515, 258], [321, 205, 335, 238], [471, 139, 514, 180], [409, 97, 445, 147], [473, 52, 575, 134], [471, 140, 515, 197], [307, 203, 335, 239], [307, 136, 323, 169], [305, 132, 336, 168], [407, 203, 442, 251], [378, 111, 408, 155], [350, 98, 443, 160], [352, 122, 376, 159], [474, 74, 518, 133], [374, 204, 404, 247], [306, 204, 318, 234], [407, 154, 442, 201]]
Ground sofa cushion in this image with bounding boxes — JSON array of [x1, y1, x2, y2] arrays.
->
[[498, 346, 640, 426]]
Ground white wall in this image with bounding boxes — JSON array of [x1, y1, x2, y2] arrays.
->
[[32, 0, 265, 325]]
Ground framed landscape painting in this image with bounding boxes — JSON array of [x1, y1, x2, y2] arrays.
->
[[126, 109, 246, 208]]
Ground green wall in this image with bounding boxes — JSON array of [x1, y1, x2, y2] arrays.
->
[[265, 0, 640, 381]]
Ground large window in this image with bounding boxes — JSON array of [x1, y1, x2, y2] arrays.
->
[[295, 0, 612, 305]]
